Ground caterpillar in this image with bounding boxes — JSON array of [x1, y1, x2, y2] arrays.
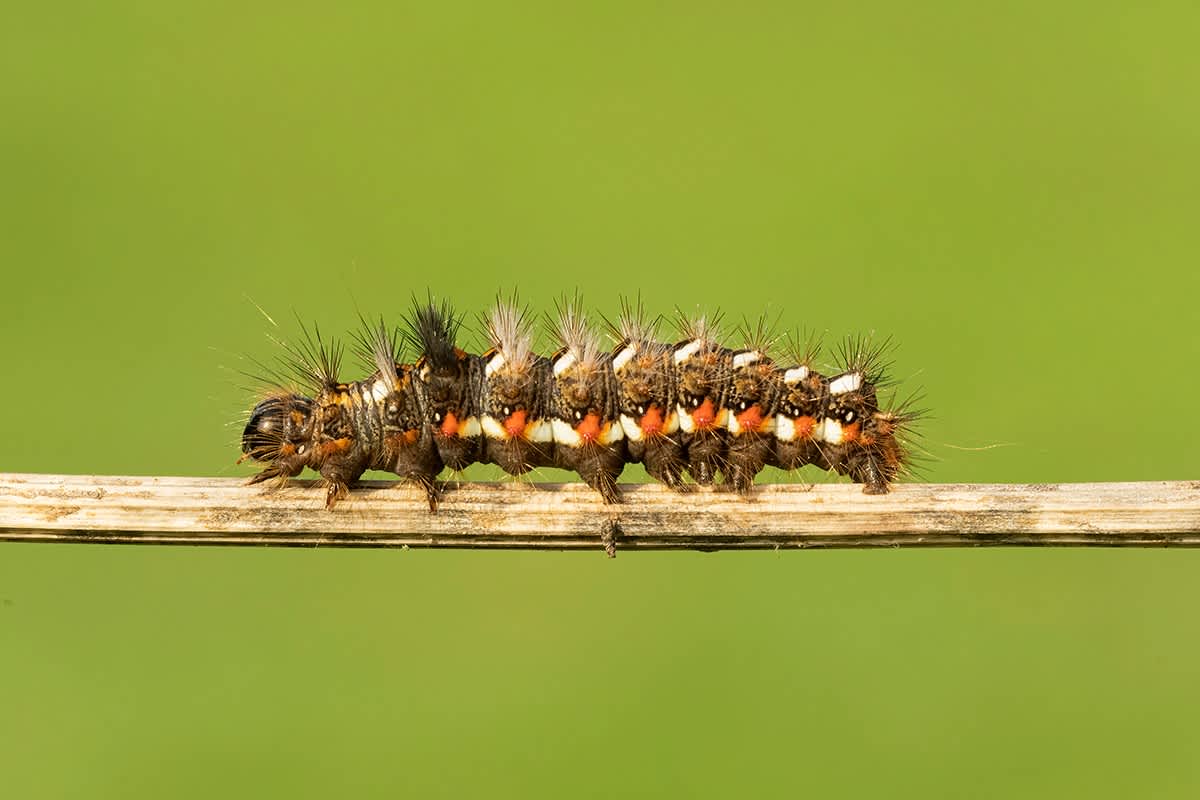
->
[[240, 297, 921, 510]]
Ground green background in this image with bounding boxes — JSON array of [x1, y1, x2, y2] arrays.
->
[[3, 2, 1199, 797]]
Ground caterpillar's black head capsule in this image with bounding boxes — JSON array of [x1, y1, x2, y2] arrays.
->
[[241, 395, 315, 463]]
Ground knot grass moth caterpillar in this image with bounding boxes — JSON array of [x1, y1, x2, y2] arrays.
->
[[241, 297, 922, 510]]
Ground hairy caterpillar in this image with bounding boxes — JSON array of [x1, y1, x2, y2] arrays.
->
[[240, 297, 921, 509]]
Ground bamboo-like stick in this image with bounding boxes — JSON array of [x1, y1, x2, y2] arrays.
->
[[1, 473, 1198, 553]]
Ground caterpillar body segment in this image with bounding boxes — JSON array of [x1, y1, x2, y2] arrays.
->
[[478, 298, 556, 476], [605, 298, 686, 490], [814, 337, 917, 495], [547, 298, 626, 504], [405, 298, 485, 472], [672, 314, 732, 486], [724, 347, 783, 494], [771, 332, 828, 476]]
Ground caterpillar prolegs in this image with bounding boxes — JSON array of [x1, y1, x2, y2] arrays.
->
[[240, 297, 921, 511]]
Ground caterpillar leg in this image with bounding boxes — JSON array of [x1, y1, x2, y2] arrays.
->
[[642, 439, 687, 491], [586, 471, 623, 505], [417, 477, 441, 512], [324, 480, 351, 509], [649, 461, 686, 491], [850, 455, 890, 495], [246, 467, 284, 486], [246, 459, 304, 486], [725, 462, 757, 495]]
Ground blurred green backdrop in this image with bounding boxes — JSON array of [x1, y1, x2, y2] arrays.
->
[[3, 2, 1199, 797]]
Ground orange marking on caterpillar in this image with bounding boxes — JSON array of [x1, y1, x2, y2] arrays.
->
[[735, 404, 765, 432], [402, 429, 420, 445], [692, 397, 716, 429], [576, 412, 601, 443], [440, 411, 460, 437], [840, 421, 862, 443], [504, 409, 527, 438], [317, 438, 353, 458], [639, 404, 664, 436], [794, 416, 816, 438]]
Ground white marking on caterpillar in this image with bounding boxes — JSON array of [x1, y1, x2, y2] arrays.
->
[[783, 366, 809, 385], [728, 411, 774, 436], [775, 415, 796, 442], [599, 422, 624, 444], [525, 420, 554, 443], [370, 380, 390, 402], [612, 345, 637, 372], [551, 418, 624, 445], [676, 405, 696, 432], [820, 418, 845, 444], [662, 411, 679, 435], [552, 419, 580, 446], [480, 415, 507, 440], [731, 350, 762, 369], [459, 416, 482, 437], [552, 351, 577, 376], [673, 339, 702, 364], [619, 414, 643, 442], [485, 352, 506, 377], [829, 372, 862, 395]]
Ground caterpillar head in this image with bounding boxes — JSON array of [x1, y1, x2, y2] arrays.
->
[[241, 393, 316, 465]]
